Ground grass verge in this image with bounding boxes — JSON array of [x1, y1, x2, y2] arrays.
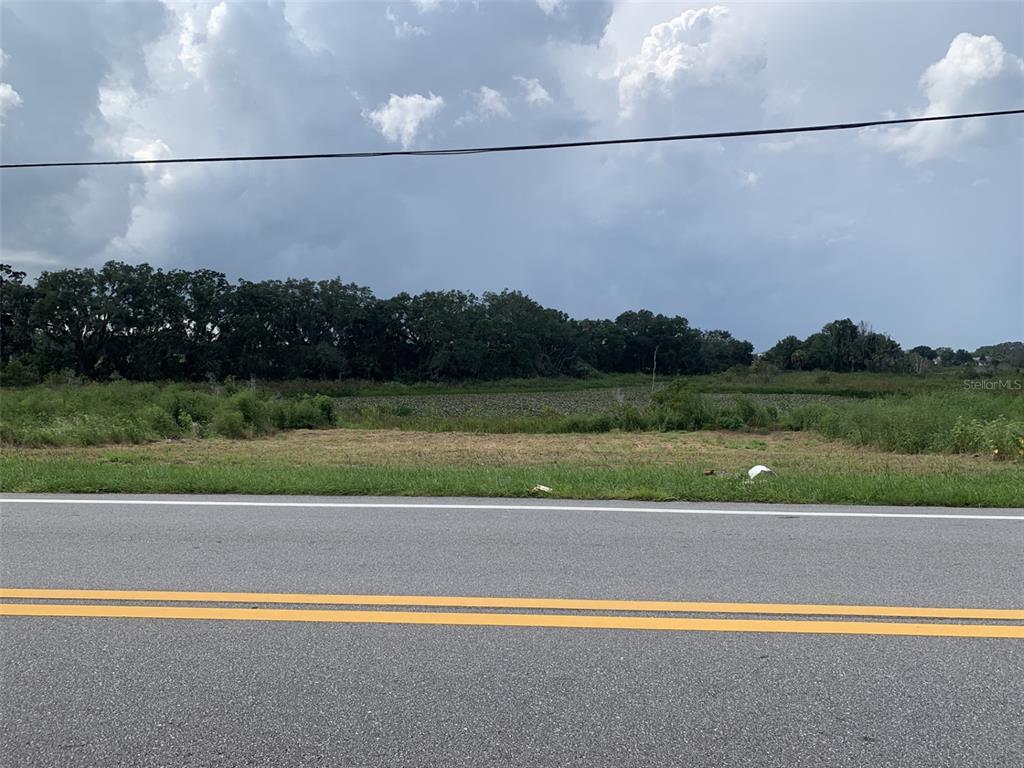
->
[[4, 429, 1020, 507]]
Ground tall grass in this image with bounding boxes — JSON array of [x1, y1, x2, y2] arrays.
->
[[688, 369, 976, 397], [337, 387, 1023, 459], [0, 381, 335, 446], [782, 391, 1024, 459], [2, 379, 1021, 460], [262, 369, 990, 398], [333, 392, 781, 434]]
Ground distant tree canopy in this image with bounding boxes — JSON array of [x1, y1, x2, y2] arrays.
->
[[0, 262, 755, 381], [974, 342, 1024, 370], [4, 263, 1014, 383], [760, 319, 1010, 373], [762, 319, 905, 373]]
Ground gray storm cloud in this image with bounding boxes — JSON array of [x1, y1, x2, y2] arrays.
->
[[0, 1, 1021, 349]]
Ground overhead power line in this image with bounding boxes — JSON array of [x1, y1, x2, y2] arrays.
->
[[1, 108, 1021, 170]]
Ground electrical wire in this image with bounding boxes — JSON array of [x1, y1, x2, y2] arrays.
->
[[1, 108, 1021, 170]]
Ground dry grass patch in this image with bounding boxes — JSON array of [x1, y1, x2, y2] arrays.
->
[[7, 428, 1010, 478]]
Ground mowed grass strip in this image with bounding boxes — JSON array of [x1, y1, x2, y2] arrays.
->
[[3, 429, 1021, 506]]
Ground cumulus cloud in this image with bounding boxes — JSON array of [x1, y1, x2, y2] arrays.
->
[[365, 92, 445, 148], [739, 170, 760, 188], [536, 0, 563, 15], [1, 1, 1021, 352], [0, 48, 22, 123], [867, 33, 1024, 162], [615, 6, 766, 116], [385, 7, 428, 39], [124, 138, 172, 163], [0, 82, 22, 120], [174, 3, 228, 78], [476, 86, 509, 117], [456, 85, 510, 124], [514, 76, 552, 105]]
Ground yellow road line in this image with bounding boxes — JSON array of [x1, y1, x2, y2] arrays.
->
[[2, 602, 1021, 638], [2, 588, 1022, 621]]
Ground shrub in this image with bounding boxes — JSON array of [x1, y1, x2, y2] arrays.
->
[[950, 417, 985, 453], [981, 417, 1024, 461], [176, 411, 201, 437], [229, 391, 274, 433], [143, 405, 179, 437], [652, 382, 716, 430], [570, 360, 600, 379], [0, 359, 39, 386], [279, 397, 325, 429], [155, 387, 218, 429], [43, 368, 82, 387], [212, 407, 249, 438], [728, 396, 778, 429], [313, 394, 335, 422], [610, 403, 649, 431]]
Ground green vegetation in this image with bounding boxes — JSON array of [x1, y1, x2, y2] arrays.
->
[[276, 369, 977, 398], [784, 392, 1024, 457], [331, 382, 1024, 462], [3, 370, 1020, 506], [3, 429, 1021, 506], [4, 459, 1019, 507], [1, 262, 753, 382], [4, 263, 1016, 386], [0, 381, 336, 445], [2, 376, 1021, 461], [761, 318, 1021, 374], [3, 242, 1019, 507]]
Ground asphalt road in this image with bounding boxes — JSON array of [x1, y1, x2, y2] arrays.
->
[[1, 494, 1022, 767]]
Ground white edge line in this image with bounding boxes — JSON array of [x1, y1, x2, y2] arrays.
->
[[0, 498, 1021, 520]]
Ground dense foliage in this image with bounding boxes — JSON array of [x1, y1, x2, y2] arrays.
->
[[760, 319, 1020, 374], [762, 319, 907, 372], [3, 263, 1018, 383], [1, 263, 754, 381]]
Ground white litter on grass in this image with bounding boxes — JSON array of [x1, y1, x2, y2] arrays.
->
[[530, 484, 553, 493], [747, 465, 774, 480]]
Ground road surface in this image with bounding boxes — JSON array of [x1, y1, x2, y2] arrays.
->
[[2, 494, 1022, 767]]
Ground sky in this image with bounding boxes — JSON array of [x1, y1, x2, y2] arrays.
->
[[0, 0, 1022, 351]]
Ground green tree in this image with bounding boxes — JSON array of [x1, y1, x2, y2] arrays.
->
[[699, 329, 754, 373], [0, 264, 35, 364], [29, 268, 112, 377], [175, 268, 232, 380], [762, 335, 803, 370], [483, 291, 576, 378]]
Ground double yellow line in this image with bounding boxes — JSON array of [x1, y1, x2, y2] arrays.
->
[[2, 588, 1022, 638]]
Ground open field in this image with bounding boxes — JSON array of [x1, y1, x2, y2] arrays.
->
[[2, 372, 1020, 505], [3, 378, 1020, 453], [3, 429, 1021, 506], [269, 369, 998, 397], [335, 388, 847, 419]]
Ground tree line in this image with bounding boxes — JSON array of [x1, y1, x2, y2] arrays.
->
[[3, 263, 1015, 383], [761, 319, 1016, 373], [1, 263, 754, 382]]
